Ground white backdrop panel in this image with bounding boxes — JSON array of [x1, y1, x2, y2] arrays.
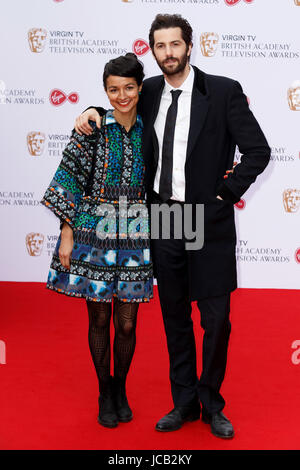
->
[[0, 0, 299, 288]]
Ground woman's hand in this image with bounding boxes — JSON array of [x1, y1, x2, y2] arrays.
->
[[74, 108, 102, 135], [223, 161, 237, 179], [59, 223, 74, 270]]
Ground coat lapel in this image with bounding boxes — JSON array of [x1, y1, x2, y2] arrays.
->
[[186, 66, 210, 160], [150, 77, 165, 126], [150, 77, 164, 168], [148, 67, 210, 168]]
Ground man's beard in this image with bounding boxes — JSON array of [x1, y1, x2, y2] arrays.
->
[[155, 49, 189, 76]]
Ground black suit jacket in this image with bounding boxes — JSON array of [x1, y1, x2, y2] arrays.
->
[[93, 65, 270, 300]]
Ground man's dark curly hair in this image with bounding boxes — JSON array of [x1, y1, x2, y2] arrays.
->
[[149, 14, 193, 50]]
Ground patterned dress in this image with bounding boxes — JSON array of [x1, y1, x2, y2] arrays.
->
[[41, 110, 153, 303]]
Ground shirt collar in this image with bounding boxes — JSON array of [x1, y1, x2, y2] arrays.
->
[[104, 109, 143, 128], [163, 65, 194, 95]]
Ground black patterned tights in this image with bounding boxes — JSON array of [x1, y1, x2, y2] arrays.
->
[[86, 299, 139, 388]]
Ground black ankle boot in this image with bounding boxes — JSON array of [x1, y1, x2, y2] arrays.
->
[[98, 376, 118, 428], [113, 376, 133, 423]]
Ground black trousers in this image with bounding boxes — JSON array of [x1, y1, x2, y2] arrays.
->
[[151, 197, 231, 414]]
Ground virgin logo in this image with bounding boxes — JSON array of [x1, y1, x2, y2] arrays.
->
[[295, 248, 300, 264], [224, 0, 254, 5], [235, 199, 246, 210], [132, 39, 150, 57], [49, 89, 79, 106]]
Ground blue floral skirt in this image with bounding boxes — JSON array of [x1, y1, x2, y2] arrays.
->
[[47, 233, 153, 303]]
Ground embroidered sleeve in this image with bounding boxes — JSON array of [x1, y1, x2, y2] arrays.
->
[[41, 128, 97, 228]]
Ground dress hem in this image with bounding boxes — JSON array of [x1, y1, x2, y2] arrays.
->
[[46, 283, 153, 303]]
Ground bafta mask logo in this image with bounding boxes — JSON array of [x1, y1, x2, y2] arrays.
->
[[28, 28, 47, 53], [288, 81, 300, 110], [200, 33, 219, 57], [122, 0, 134, 2], [27, 132, 46, 156], [132, 39, 150, 57], [234, 199, 246, 210], [294, 0, 300, 5], [224, 0, 254, 5], [295, 248, 300, 264], [283, 189, 300, 213], [26, 233, 45, 256]]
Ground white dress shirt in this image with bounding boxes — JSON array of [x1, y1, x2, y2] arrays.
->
[[153, 66, 194, 202]]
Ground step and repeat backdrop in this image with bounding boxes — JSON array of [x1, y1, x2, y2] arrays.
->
[[0, 0, 299, 289]]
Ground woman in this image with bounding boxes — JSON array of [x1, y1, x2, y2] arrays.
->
[[41, 53, 153, 428]]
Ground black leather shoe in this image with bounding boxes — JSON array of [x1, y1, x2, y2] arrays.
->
[[202, 411, 234, 439], [113, 376, 133, 423], [155, 403, 201, 432], [98, 376, 118, 428]]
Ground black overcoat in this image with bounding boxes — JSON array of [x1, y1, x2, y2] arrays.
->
[[137, 65, 270, 300]]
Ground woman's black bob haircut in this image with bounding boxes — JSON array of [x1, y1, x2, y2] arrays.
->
[[103, 53, 145, 90]]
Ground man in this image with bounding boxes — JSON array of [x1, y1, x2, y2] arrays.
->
[[74, 14, 270, 438]]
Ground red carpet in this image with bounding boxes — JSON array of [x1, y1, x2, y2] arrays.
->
[[0, 282, 299, 450]]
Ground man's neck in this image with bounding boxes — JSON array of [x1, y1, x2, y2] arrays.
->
[[164, 64, 192, 89]]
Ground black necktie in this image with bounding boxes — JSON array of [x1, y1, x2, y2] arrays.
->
[[159, 89, 182, 202]]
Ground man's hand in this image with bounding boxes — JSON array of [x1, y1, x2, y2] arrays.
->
[[223, 161, 237, 179], [59, 223, 74, 269], [74, 108, 101, 135], [217, 163, 238, 200]]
